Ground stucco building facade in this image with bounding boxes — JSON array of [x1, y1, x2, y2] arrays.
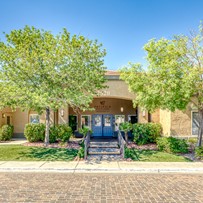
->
[[0, 71, 199, 138]]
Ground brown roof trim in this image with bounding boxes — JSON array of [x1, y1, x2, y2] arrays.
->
[[105, 70, 120, 76]]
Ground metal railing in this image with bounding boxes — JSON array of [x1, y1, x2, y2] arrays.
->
[[118, 130, 126, 159], [84, 131, 91, 160]]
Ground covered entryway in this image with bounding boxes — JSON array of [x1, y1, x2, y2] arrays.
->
[[92, 114, 113, 137]]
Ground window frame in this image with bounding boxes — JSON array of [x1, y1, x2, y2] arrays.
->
[[191, 111, 199, 136], [81, 115, 91, 129], [115, 115, 125, 131], [29, 114, 40, 124]]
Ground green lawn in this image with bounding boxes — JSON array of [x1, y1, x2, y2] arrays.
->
[[0, 145, 78, 161], [125, 148, 192, 162]]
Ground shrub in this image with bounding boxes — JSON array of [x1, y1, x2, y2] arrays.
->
[[0, 125, 14, 141], [195, 147, 203, 160], [77, 141, 84, 158], [57, 124, 72, 142], [133, 123, 162, 145], [24, 123, 45, 142], [49, 126, 58, 143], [156, 137, 189, 153], [124, 147, 139, 160], [24, 123, 72, 143]]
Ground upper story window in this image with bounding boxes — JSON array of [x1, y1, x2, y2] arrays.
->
[[30, 114, 40, 124]]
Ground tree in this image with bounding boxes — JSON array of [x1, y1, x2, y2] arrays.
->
[[0, 26, 106, 146], [120, 23, 203, 146], [119, 122, 132, 144]]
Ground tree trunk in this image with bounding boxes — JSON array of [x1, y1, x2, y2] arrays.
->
[[44, 107, 50, 146], [125, 132, 128, 145], [197, 110, 203, 147]]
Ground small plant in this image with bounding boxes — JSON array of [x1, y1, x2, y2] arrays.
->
[[79, 127, 92, 141], [125, 147, 140, 160], [133, 123, 162, 145], [187, 138, 197, 152], [119, 122, 132, 144], [195, 146, 203, 160], [156, 137, 189, 154], [0, 125, 14, 141], [77, 141, 85, 158]]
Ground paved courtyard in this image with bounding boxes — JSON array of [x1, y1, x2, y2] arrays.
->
[[0, 173, 203, 203]]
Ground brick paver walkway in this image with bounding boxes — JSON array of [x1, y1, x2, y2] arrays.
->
[[0, 173, 203, 202]]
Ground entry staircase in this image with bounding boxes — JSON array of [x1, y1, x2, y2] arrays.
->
[[84, 131, 125, 161]]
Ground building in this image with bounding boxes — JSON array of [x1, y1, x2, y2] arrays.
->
[[0, 71, 199, 138]]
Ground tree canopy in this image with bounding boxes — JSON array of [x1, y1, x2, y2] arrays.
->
[[0, 26, 106, 145], [120, 23, 203, 146]]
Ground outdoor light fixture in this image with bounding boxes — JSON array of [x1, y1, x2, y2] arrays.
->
[[60, 109, 64, 117], [120, 107, 124, 113], [142, 110, 146, 117], [2, 113, 5, 118]]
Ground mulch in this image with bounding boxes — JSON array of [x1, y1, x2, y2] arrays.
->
[[126, 141, 158, 150], [23, 140, 81, 150]]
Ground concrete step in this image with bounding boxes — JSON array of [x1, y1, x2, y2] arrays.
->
[[89, 142, 118, 148], [87, 154, 123, 161], [88, 147, 121, 155]]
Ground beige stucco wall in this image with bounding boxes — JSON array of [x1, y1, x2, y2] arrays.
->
[[102, 80, 135, 100], [69, 98, 137, 128], [152, 110, 160, 123], [159, 109, 171, 136], [138, 107, 148, 123], [170, 106, 192, 137]]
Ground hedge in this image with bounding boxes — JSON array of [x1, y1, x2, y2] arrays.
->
[[133, 123, 162, 145], [24, 123, 72, 143], [0, 125, 14, 141], [156, 137, 189, 153]]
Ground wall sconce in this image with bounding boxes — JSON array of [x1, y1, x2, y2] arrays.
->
[[120, 107, 124, 113], [2, 113, 5, 118], [60, 109, 64, 117], [142, 110, 146, 117]]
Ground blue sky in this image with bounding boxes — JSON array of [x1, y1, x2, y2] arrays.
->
[[0, 0, 203, 70]]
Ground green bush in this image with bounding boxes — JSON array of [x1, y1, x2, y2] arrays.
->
[[49, 126, 58, 143], [156, 137, 189, 153], [195, 147, 203, 160], [24, 123, 72, 143], [133, 123, 162, 145], [57, 124, 72, 142], [0, 125, 14, 141], [77, 141, 84, 158], [24, 123, 45, 142], [124, 147, 139, 160]]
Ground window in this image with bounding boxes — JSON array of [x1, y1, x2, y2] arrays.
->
[[148, 113, 152, 122], [81, 115, 91, 129], [192, 112, 199, 135], [69, 115, 78, 131], [94, 115, 101, 127], [128, 115, 138, 124], [115, 115, 125, 131], [6, 116, 11, 125], [30, 114, 40, 124]]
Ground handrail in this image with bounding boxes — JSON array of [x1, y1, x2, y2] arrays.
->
[[84, 131, 91, 160], [118, 130, 126, 159]]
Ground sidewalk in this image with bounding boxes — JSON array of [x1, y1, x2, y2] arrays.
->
[[0, 161, 203, 173]]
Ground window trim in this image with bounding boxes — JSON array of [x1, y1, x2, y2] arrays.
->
[[191, 111, 199, 136], [29, 114, 40, 124], [81, 115, 91, 129]]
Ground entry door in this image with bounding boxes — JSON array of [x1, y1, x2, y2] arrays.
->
[[92, 114, 113, 137], [103, 114, 113, 136]]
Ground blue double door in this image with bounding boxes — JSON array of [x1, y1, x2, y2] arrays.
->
[[92, 114, 113, 137]]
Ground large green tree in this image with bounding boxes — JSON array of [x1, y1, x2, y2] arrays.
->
[[120, 24, 203, 146], [0, 26, 106, 145]]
